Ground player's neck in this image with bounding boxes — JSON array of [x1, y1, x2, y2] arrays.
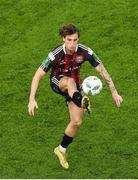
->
[[65, 48, 75, 55]]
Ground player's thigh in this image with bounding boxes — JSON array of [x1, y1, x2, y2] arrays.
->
[[59, 76, 69, 92], [59, 76, 75, 92], [68, 101, 83, 124]]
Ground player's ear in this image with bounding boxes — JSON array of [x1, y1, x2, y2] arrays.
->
[[63, 37, 65, 42]]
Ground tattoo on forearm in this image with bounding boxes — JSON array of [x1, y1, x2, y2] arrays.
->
[[96, 64, 116, 93]]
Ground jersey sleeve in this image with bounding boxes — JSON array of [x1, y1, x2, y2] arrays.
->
[[40, 52, 56, 72], [84, 47, 101, 67]]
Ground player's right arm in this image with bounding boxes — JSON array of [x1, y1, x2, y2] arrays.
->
[[28, 67, 46, 116], [28, 46, 60, 115]]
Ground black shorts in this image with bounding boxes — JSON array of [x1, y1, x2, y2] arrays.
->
[[50, 76, 82, 102]]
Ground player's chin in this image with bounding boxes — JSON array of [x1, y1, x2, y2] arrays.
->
[[69, 47, 76, 51]]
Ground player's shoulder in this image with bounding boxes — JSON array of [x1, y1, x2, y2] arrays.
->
[[51, 44, 63, 54], [48, 44, 63, 61], [78, 43, 93, 55], [78, 43, 89, 50]]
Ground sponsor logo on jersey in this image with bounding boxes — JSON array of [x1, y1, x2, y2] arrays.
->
[[76, 55, 83, 63], [60, 60, 66, 65]]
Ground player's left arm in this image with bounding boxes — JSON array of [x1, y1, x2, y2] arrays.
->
[[95, 63, 123, 107]]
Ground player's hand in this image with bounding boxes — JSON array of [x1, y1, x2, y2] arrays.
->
[[28, 99, 38, 116], [112, 92, 123, 107]]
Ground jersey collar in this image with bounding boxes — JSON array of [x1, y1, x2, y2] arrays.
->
[[63, 43, 78, 54]]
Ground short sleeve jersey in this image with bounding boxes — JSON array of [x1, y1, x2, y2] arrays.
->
[[40, 43, 101, 83]]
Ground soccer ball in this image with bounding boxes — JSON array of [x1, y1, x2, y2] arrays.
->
[[82, 76, 103, 96]]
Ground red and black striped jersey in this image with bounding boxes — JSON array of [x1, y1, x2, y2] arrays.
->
[[40, 43, 101, 83]]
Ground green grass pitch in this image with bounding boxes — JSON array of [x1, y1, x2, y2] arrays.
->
[[0, 0, 138, 178]]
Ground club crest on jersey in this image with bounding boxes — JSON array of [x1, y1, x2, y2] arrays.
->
[[76, 55, 83, 63]]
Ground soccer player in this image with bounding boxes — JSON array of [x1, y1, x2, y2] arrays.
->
[[28, 24, 123, 169]]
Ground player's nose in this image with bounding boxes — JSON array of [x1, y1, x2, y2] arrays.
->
[[70, 42, 73, 46]]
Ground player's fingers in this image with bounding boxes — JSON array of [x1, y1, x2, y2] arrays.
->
[[116, 98, 122, 107], [117, 101, 121, 107], [120, 96, 123, 103], [30, 106, 34, 116], [29, 109, 32, 116], [116, 100, 120, 107], [28, 106, 31, 115], [28, 102, 38, 116], [28, 106, 34, 116], [118, 96, 123, 105], [32, 109, 34, 116], [35, 103, 38, 109]]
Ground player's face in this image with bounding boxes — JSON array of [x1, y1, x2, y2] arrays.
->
[[63, 33, 79, 54]]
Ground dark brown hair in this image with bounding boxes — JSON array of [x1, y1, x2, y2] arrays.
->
[[59, 24, 80, 38]]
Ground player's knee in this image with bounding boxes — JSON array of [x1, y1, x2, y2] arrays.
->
[[59, 77, 75, 93], [67, 77, 75, 86], [73, 119, 82, 127], [59, 76, 69, 91]]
